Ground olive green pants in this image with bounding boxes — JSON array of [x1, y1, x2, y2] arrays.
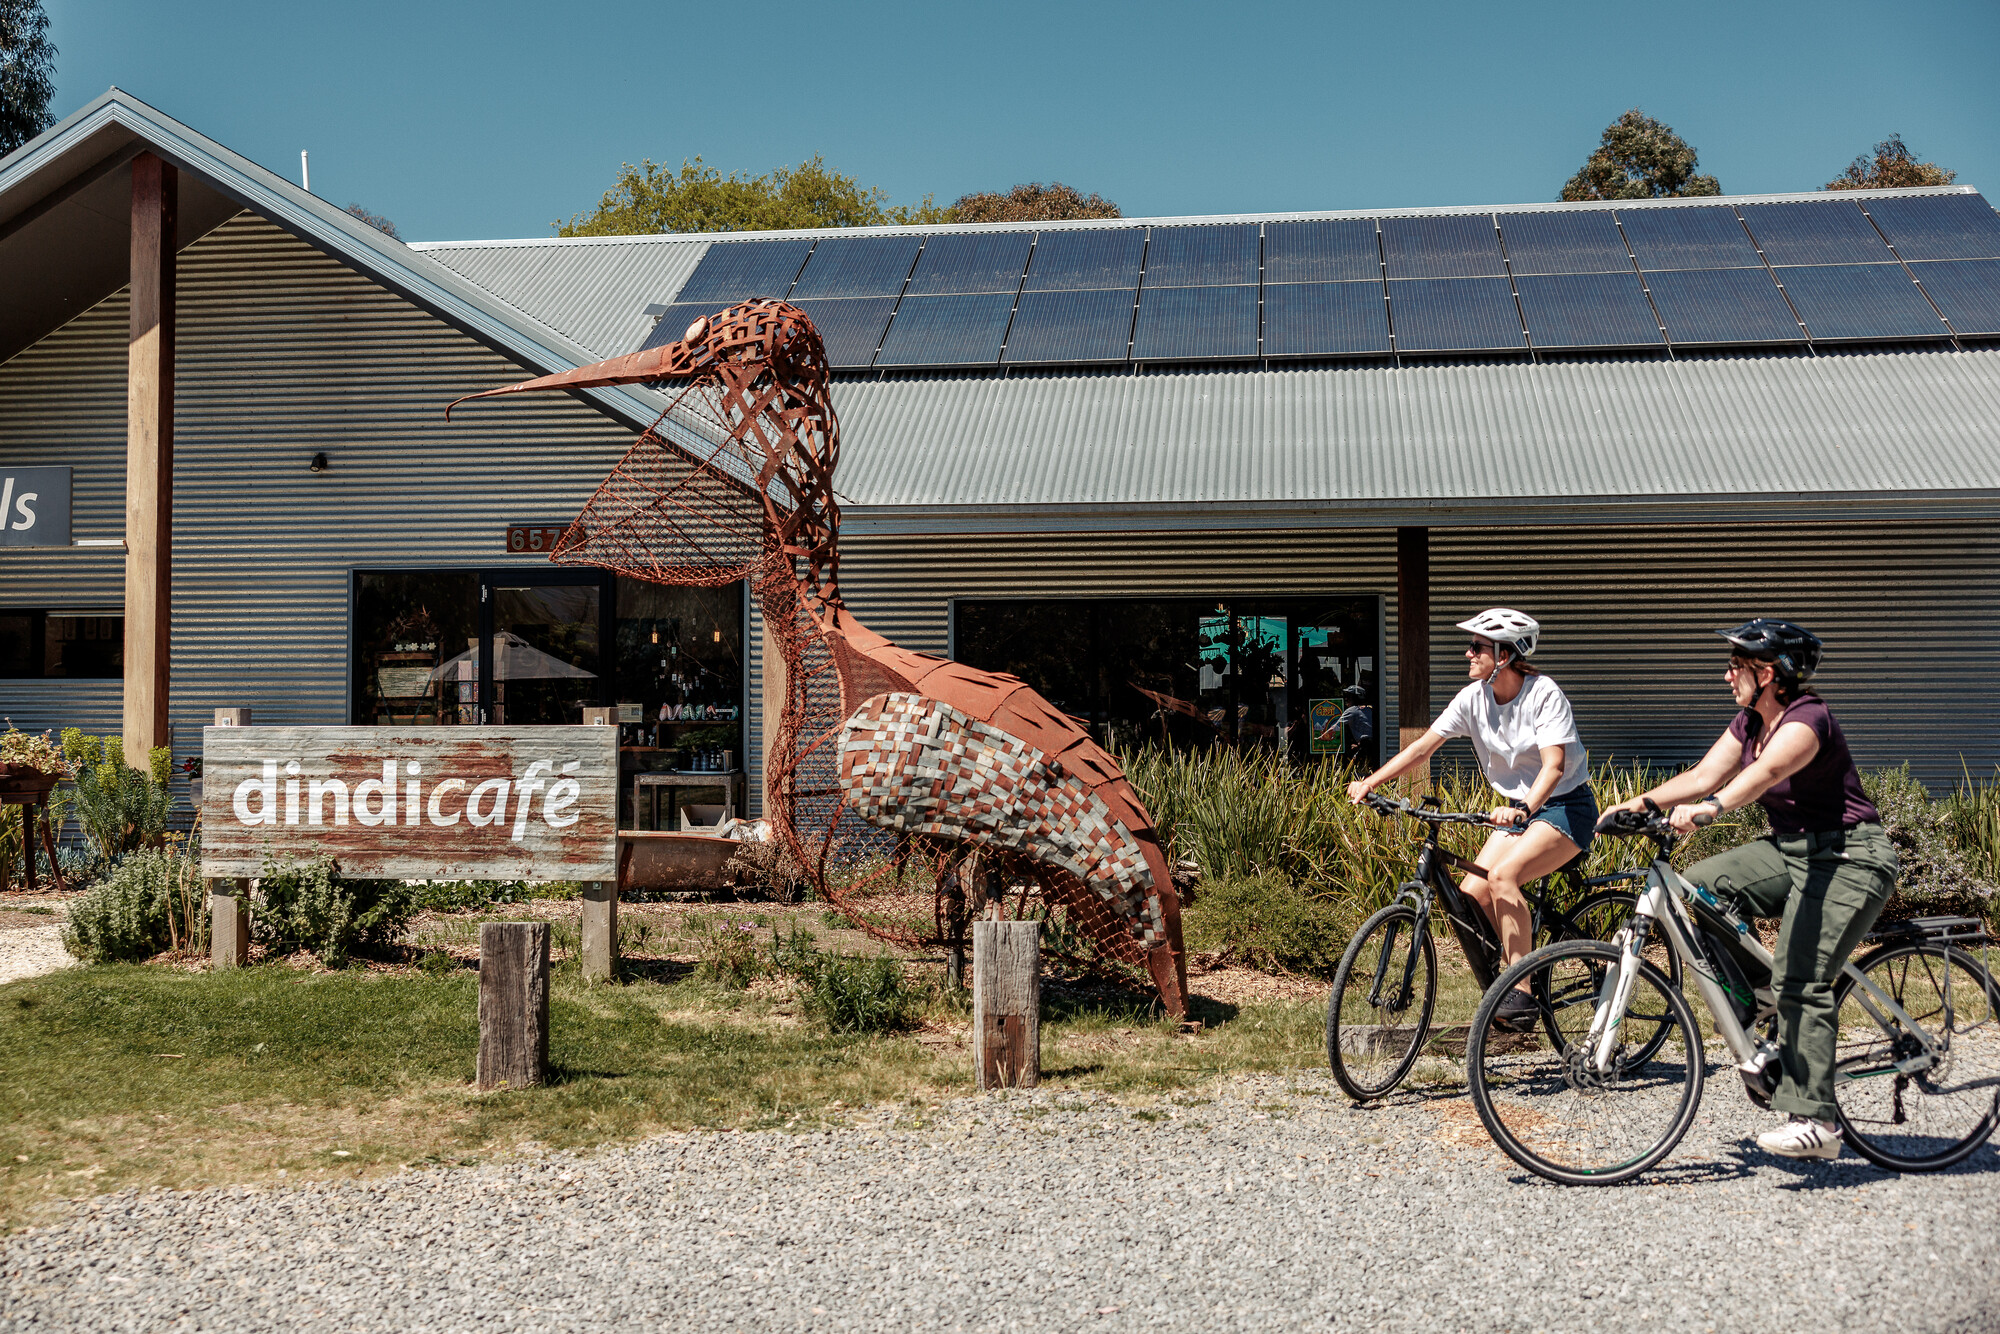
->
[[1684, 823, 1898, 1121]]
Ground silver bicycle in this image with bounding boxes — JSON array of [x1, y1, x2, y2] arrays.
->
[[1466, 803, 2000, 1185]]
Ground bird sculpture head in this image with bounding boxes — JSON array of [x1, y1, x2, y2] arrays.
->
[[449, 299, 843, 604]]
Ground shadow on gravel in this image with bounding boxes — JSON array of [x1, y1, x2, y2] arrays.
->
[[1735, 1142, 2000, 1191]]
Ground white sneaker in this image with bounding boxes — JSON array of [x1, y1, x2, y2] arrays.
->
[[1756, 1116, 1842, 1160]]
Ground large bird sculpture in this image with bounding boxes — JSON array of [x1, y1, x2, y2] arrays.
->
[[451, 300, 1188, 1013]]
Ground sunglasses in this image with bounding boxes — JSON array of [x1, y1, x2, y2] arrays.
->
[[1467, 640, 1495, 657]]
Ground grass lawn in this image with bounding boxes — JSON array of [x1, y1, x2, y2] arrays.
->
[[0, 933, 1329, 1230]]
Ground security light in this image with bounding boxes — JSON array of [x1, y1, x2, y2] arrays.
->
[[308, 452, 330, 473]]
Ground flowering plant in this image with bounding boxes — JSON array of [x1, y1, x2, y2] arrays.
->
[[0, 723, 74, 779]]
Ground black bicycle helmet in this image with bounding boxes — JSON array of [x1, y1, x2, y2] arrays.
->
[[1342, 684, 1368, 705], [1716, 618, 1823, 686]]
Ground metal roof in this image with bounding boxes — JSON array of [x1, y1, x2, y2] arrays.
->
[[826, 347, 2000, 531], [413, 234, 707, 360], [0, 89, 673, 430]]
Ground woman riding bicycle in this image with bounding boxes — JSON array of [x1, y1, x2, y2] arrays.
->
[[1608, 619, 1897, 1161], [1348, 608, 1597, 1029]]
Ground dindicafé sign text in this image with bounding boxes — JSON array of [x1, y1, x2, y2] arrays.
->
[[200, 726, 618, 880]]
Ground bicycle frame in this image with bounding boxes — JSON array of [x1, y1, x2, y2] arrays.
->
[[1587, 853, 1946, 1077]]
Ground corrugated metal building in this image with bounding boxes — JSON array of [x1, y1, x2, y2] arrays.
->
[[5, 91, 1999, 804]]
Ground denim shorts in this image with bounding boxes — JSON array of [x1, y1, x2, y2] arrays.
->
[[1509, 784, 1598, 853]]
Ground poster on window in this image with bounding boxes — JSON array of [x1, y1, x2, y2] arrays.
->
[[1308, 698, 1343, 754], [199, 726, 618, 880]]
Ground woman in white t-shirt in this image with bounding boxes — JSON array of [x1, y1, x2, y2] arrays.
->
[[1346, 608, 1597, 1027]]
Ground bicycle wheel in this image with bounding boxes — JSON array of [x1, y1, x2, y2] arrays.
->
[[1327, 902, 1437, 1101], [1543, 889, 1683, 1065], [1832, 941, 2000, 1172], [1468, 939, 1705, 1185]]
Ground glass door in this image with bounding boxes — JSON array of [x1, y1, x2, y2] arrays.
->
[[478, 571, 605, 725]]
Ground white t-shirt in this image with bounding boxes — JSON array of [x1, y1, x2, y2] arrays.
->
[[1429, 674, 1588, 802]]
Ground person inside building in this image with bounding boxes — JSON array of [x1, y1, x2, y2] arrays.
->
[[1346, 608, 1596, 1029], [1606, 619, 1896, 1161], [1327, 683, 1376, 770]]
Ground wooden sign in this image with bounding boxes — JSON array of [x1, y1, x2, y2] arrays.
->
[[200, 726, 618, 881]]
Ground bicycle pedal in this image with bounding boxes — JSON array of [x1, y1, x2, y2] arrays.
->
[[1738, 1051, 1779, 1110]]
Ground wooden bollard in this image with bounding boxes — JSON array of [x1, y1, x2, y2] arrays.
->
[[972, 919, 1040, 1090], [207, 708, 252, 969], [478, 922, 549, 1091], [581, 880, 618, 982]]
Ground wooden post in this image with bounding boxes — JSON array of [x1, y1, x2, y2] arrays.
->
[[581, 880, 618, 982], [943, 864, 968, 991], [1396, 526, 1430, 782], [972, 919, 1040, 1090], [123, 153, 177, 771], [205, 709, 251, 967], [209, 882, 249, 969], [478, 922, 549, 1091]]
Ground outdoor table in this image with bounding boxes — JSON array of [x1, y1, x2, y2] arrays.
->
[[632, 770, 744, 831], [0, 767, 66, 892]]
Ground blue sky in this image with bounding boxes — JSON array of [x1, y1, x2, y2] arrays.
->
[[42, 0, 2000, 243]]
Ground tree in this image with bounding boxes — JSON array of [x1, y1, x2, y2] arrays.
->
[[559, 155, 950, 236], [1825, 134, 1955, 191], [344, 203, 399, 240], [950, 181, 1121, 223], [1560, 110, 1720, 202], [0, 0, 57, 157]]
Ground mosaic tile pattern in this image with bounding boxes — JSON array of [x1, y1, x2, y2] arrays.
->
[[839, 692, 1167, 948]]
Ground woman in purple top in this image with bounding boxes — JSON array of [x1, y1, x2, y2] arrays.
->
[[1608, 619, 1898, 1162]]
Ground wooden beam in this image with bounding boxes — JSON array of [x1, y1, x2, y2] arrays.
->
[[478, 923, 550, 1091], [972, 920, 1040, 1089], [1396, 526, 1430, 753], [124, 153, 177, 770]]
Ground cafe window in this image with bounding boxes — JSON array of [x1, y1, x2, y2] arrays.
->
[[0, 610, 124, 679], [953, 596, 1382, 767], [350, 571, 744, 743]]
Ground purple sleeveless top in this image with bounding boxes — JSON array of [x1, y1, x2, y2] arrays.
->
[[1728, 696, 1878, 837]]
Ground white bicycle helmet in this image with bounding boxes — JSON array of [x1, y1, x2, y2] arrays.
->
[[1457, 608, 1540, 661]]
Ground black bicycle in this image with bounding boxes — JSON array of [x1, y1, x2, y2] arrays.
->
[[1326, 793, 1676, 1101]]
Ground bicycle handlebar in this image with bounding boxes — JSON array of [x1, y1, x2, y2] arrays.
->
[[1592, 798, 1715, 844], [1362, 792, 1511, 831]]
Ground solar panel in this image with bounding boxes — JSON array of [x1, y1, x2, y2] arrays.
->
[[1617, 206, 1761, 270], [1775, 264, 1948, 341], [671, 237, 816, 305], [1909, 259, 2000, 335], [1261, 282, 1391, 357], [1642, 268, 1802, 345], [1738, 200, 1895, 266], [1514, 272, 1663, 349], [788, 296, 898, 368], [1380, 215, 1504, 279], [789, 234, 923, 299], [1262, 220, 1380, 284], [874, 293, 1015, 366], [1142, 224, 1260, 287], [1499, 210, 1634, 275], [1385, 277, 1525, 352], [1020, 229, 1146, 291], [1001, 288, 1135, 363], [1131, 286, 1259, 361], [1863, 193, 2000, 262], [636, 302, 720, 352], [904, 231, 1034, 296]]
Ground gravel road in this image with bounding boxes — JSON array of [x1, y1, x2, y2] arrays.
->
[[4, 1071, 1995, 1333], [0, 925, 74, 987]]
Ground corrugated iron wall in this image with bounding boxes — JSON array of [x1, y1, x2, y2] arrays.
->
[[0, 213, 694, 761], [836, 520, 2000, 788]]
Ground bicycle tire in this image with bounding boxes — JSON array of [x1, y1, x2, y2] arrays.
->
[[1542, 889, 1683, 1065], [1832, 940, 2000, 1173], [1327, 902, 1438, 1101], [1468, 939, 1705, 1186]]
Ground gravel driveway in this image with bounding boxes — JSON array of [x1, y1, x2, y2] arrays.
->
[[4, 1071, 1994, 1333], [0, 925, 75, 987]]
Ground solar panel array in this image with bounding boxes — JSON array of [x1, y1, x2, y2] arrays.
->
[[640, 192, 2000, 369]]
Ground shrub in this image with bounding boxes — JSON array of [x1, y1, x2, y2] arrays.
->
[[690, 917, 765, 987], [63, 846, 206, 963], [1182, 873, 1356, 976], [796, 953, 918, 1033], [61, 729, 175, 861], [254, 854, 416, 968], [406, 880, 579, 912], [1863, 766, 1995, 911]]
